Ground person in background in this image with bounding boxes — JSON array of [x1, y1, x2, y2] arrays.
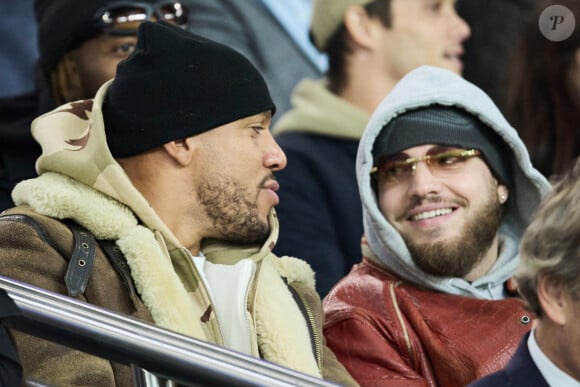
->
[[469, 156, 580, 387], [0, 0, 38, 98], [272, 0, 471, 297], [0, 21, 357, 386], [457, 0, 537, 107], [503, 0, 579, 178], [186, 0, 327, 123], [0, 0, 191, 211], [323, 66, 551, 386]]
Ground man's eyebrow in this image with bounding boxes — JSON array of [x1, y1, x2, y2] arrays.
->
[[389, 153, 410, 161], [259, 111, 272, 125]]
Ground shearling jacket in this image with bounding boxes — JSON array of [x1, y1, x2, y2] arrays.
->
[[0, 80, 358, 387]]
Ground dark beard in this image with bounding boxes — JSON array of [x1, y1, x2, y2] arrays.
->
[[403, 196, 503, 278], [197, 176, 269, 244]]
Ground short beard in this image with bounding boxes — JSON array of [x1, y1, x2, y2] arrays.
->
[[403, 195, 503, 278], [197, 176, 269, 244]]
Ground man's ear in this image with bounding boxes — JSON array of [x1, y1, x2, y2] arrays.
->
[[343, 5, 381, 49], [163, 137, 195, 166], [51, 51, 83, 104], [537, 275, 567, 325], [497, 184, 509, 204]]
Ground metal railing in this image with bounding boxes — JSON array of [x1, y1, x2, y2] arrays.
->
[[0, 275, 340, 387]]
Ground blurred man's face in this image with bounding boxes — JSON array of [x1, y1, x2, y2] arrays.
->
[[69, 34, 137, 99], [376, 0, 471, 79], [56, 2, 188, 102]]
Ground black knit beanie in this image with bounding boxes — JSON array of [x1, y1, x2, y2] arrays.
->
[[372, 105, 511, 185], [34, 0, 159, 75], [102, 21, 276, 158]]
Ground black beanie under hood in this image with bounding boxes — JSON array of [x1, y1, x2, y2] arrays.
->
[[102, 21, 276, 158], [372, 105, 511, 185]]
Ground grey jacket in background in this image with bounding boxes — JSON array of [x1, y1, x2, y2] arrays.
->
[[186, 0, 324, 123]]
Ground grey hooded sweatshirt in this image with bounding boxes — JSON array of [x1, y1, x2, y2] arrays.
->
[[356, 66, 551, 300]]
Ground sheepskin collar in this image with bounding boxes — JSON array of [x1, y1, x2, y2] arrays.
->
[[12, 172, 321, 376]]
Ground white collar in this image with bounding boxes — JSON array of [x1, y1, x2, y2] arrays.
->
[[528, 328, 580, 387]]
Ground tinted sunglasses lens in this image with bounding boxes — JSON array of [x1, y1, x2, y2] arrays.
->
[[101, 7, 147, 33], [158, 3, 188, 25], [100, 3, 188, 33]]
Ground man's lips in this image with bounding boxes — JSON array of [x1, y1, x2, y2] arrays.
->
[[443, 48, 465, 71], [444, 46, 464, 59], [261, 180, 280, 205], [406, 204, 459, 222], [262, 180, 280, 192]]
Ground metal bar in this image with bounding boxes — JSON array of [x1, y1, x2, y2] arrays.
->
[[0, 275, 339, 387]]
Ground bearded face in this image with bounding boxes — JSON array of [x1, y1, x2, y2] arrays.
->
[[197, 174, 270, 245], [402, 190, 502, 277], [377, 144, 508, 280]]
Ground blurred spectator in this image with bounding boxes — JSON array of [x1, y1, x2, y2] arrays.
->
[[187, 0, 327, 123], [0, 0, 191, 211], [469, 156, 580, 387], [0, 0, 38, 97], [503, 0, 579, 178], [457, 0, 536, 107], [272, 0, 470, 296]]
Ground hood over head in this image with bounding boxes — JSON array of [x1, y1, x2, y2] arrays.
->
[[356, 66, 551, 299]]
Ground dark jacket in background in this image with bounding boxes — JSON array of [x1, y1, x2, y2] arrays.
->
[[467, 333, 550, 387], [457, 0, 537, 107], [0, 67, 53, 211], [272, 79, 369, 297]]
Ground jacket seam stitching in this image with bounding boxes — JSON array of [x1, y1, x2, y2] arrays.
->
[[389, 281, 413, 357]]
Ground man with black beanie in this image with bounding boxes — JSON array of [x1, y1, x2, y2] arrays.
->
[[323, 66, 552, 386], [0, 21, 357, 386], [0, 0, 191, 211]]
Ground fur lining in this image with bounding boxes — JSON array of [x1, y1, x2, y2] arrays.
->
[[13, 173, 205, 338], [14, 172, 324, 374], [254, 256, 321, 377], [272, 256, 316, 289]]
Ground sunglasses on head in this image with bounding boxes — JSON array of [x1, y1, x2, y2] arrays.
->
[[94, 1, 188, 36]]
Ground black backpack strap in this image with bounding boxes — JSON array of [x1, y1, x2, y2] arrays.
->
[[64, 221, 97, 297], [1, 213, 139, 301], [99, 240, 139, 303], [0, 214, 97, 297]]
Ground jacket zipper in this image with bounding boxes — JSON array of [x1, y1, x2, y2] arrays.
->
[[286, 281, 322, 370]]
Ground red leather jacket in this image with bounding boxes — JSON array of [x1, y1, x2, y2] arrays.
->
[[323, 258, 533, 387]]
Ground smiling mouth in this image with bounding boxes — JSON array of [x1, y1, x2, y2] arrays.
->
[[410, 208, 455, 221]]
